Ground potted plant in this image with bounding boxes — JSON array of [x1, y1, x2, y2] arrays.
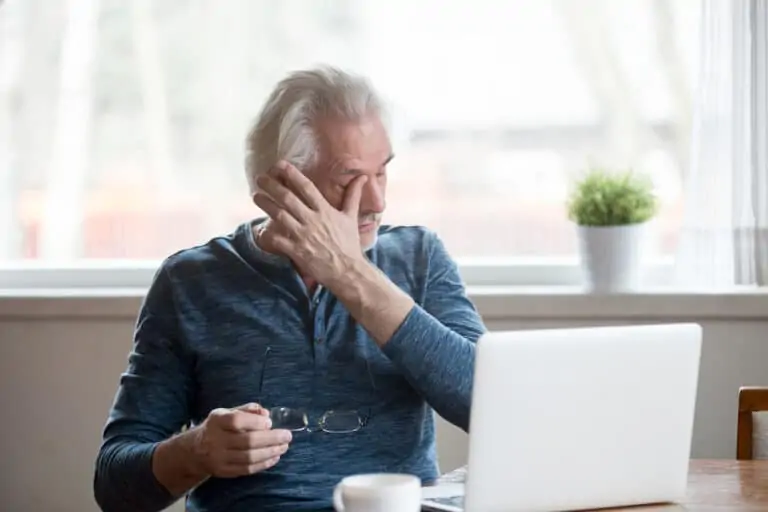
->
[[566, 167, 658, 293]]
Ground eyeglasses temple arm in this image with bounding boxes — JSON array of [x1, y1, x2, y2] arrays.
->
[[257, 346, 272, 402]]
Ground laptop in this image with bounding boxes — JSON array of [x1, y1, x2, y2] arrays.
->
[[422, 323, 702, 512]]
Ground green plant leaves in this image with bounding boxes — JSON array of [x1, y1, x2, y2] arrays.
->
[[566, 168, 658, 226]]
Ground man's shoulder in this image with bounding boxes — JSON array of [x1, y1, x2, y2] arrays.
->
[[373, 224, 455, 271], [159, 222, 250, 278], [375, 224, 438, 253], [373, 224, 463, 300], [140, 223, 254, 310], [374, 224, 437, 261]]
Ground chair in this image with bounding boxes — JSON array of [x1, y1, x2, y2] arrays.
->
[[736, 386, 768, 460]]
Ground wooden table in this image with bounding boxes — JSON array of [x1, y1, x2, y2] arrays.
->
[[436, 459, 768, 510]]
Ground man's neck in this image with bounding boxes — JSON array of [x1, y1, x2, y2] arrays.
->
[[303, 277, 319, 296]]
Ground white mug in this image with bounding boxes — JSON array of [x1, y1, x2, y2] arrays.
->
[[332, 473, 421, 512]]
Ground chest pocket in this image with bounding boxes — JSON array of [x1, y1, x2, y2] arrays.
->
[[192, 333, 267, 413], [189, 304, 314, 417]]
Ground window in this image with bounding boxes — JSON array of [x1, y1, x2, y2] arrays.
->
[[0, 0, 700, 288]]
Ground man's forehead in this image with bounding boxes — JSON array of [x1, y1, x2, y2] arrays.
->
[[317, 116, 389, 156], [332, 151, 394, 175]]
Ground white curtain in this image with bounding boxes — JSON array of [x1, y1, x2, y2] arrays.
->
[[675, 0, 768, 287]]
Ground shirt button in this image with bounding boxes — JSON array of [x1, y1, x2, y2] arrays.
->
[[315, 337, 324, 344]]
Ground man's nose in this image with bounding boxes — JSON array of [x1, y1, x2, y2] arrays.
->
[[360, 177, 385, 213]]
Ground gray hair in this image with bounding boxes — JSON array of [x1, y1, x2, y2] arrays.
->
[[244, 65, 386, 194]]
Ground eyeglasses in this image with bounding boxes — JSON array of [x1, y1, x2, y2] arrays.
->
[[257, 346, 377, 434], [268, 406, 370, 434]]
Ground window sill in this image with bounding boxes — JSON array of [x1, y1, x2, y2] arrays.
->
[[0, 286, 765, 320], [468, 286, 768, 320]]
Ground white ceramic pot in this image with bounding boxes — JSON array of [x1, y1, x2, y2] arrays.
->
[[577, 222, 648, 293]]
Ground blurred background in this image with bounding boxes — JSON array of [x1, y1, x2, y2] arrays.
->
[[0, 0, 700, 264]]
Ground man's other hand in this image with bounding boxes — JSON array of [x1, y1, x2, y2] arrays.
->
[[193, 403, 292, 478]]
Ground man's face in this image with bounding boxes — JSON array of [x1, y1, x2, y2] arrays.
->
[[306, 115, 392, 251]]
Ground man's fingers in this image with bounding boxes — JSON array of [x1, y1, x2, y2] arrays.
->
[[216, 409, 273, 432], [253, 193, 302, 234], [243, 456, 282, 475], [272, 160, 326, 211], [216, 455, 280, 478], [256, 172, 313, 221], [226, 443, 289, 465], [342, 175, 368, 215], [225, 429, 293, 450], [234, 402, 267, 415], [257, 228, 295, 256]]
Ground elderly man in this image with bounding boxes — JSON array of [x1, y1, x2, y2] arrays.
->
[[94, 66, 486, 512]]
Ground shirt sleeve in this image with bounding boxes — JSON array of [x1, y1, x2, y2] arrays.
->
[[381, 231, 487, 431], [93, 263, 193, 512]]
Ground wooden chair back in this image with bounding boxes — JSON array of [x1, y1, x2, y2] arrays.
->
[[737, 386, 768, 460]]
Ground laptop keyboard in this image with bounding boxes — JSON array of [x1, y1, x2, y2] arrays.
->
[[425, 495, 465, 509]]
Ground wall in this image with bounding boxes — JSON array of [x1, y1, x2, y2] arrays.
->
[[1, 289, 767, 511]]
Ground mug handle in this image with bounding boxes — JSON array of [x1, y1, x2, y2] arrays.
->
[[332, 483, 344, 512]]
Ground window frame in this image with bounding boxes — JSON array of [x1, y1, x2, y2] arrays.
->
[[0, 2, 699, 293]]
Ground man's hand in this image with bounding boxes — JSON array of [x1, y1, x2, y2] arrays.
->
[[253, 160, 368, 288], [192, 403, 292, 478], [252, 160, 414, 347]]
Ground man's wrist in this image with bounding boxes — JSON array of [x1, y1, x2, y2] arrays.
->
[[326, 253, 376, 298], [186, 425, 212, 478], [325, 251, 415, 347], [152, 426, 210, 497]]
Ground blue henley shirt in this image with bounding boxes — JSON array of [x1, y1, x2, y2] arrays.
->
[[93, 219, 486, 511]]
